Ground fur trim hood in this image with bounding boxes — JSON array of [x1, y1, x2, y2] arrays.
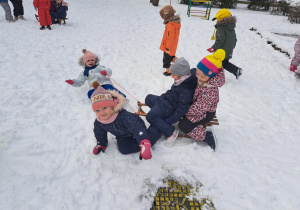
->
[[216, 16, 236, 27], [169, 15, 181, 24], [78, 49, 101, 66], [109, 90, 125, 113]]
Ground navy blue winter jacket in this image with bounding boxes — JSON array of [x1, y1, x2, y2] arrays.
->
[[55, 3, 68, 19], [158, 68, 197, 123], [94, 109, 151, 146]]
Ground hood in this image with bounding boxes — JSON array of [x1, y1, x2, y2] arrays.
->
[[109, 90, 125, 113], [216, 16, 236, 30], [78, 55, 100, 66]]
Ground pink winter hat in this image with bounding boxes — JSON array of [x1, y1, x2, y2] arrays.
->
[[91, 82, 116, 112], [82, 49, 96, 64]]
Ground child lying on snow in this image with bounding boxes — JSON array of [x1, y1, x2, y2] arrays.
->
[[178, 49, 226, 150], [91, 82, 161, 160], [65, 49, 125, 99]]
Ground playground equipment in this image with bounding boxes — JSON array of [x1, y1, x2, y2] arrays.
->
[[187, 0, 212, 20]]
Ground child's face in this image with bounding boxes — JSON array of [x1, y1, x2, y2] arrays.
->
[[171, 74, 180, 80], [85, 59, 96, 67], [196, 68, 210, 83], [95, 106, 115, 120]]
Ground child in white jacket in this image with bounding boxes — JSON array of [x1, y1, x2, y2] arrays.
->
[[65, 49, 124, 98]]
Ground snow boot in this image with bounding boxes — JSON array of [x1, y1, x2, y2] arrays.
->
[[236, 68, 243, 80], [163, 68, 171, 76], [139, 139, 152, 160], [165, 130, 179, 147], [40, 26, 46, 30], [19, 15, 26, 20], [47, 25, 51, 30], [203, 131, 217, 150], [14, 16, 18, 21]]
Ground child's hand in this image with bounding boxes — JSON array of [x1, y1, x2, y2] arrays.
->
[[65, 79, 74, 85], [93, 145, 107, 155], [207, 47, 215, 53], [100, 70, 107, 76], [290, 64, 297, 72]]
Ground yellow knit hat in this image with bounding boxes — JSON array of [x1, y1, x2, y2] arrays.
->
[[197, 49, 226, 78], [211, 9, 232, 40]]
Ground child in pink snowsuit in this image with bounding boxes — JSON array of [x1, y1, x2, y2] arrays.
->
[[178, 49, 226, 150], [33, 0, 52, 30], [290, 35, 300, 72]]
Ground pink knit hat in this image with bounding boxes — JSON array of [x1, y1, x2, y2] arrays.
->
[[82, 49, 96, 65], [91, 82, 116, 112]]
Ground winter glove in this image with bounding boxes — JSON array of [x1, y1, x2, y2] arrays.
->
[[207, 47, 215, 53], [65, 79, 74, 85], [290, 64, 297, 72], [93, 145, 107, 155], [100, 70, 107, 76], [139, 139, 152, 160], [165, 118, 173, 125], [34, 7, 38, 11]]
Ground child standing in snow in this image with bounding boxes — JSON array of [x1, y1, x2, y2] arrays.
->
[[145, 57, 197, 146], [50, 0, 68, 24], [0, 0, 15, 23], [33, 0, 52, 30], [178, 49, 226, 150], [159, 5, 181, 76], [290, 35, 300, 78], [207, 8, 242, 80], [10, 0, 25, 20], [91, 82, 161, 160], [65, 49, 124, 99]]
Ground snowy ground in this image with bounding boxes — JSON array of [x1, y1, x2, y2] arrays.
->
[[1, 0, 300, 209]]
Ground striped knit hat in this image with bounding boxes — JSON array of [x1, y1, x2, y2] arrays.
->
[[197, 49, 225, 78]]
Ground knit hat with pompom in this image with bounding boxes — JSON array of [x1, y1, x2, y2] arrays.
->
[[82, 49, 96, 65], [197, 49, 226, 78], [91, 82, 117, 112]]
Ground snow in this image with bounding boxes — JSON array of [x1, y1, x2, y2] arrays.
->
[[1, 0, 300, 209]]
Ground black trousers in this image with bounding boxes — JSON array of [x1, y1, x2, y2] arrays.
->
[[178, 112, 216, 134], [10, 0, 24, 16], [163, 52, 175, 69], [222, 59, 239, 76]]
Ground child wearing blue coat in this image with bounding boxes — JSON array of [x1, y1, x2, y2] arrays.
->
[[91, 82, 161, 160], [50, 0, 68, 24], [65, 49, 124, 99], [145, 57, 197, 146]]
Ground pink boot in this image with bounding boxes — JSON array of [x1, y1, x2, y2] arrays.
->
[[139, 139, 152, 160], [290, 64, 297, 72]]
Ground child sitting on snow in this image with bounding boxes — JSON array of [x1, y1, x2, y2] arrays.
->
[[145, 57, 197, 146], [65, 49, 124, 99], [290, 35, 300, 79], [91, 82, 161, 160], [50, 0, 68, 24], [178, 49, 226, 150]]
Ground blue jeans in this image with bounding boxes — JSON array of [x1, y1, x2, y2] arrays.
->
[[145, 94, 175, 138]]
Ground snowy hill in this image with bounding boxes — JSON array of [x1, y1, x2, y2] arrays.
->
[[1, 0, 300, 209]]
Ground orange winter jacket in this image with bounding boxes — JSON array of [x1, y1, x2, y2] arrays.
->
[[160, 21, 181, 56]]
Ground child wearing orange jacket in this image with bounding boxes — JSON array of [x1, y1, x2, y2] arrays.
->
[[33, 0, 52, 30], [159, 5, 181, 76]]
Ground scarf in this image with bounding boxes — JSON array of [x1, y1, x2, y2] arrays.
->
[[83, 64, 98, 77], [173, 74, 191, 86], [97, 112, 119, 124]]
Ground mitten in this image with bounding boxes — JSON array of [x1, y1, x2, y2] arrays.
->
[[65, 79, 74, 85], [100, 70, 107, 76], [93, 145, 107, 155], [34, 7, 38, 11], [207, 47, 215, 53], [165, 118, 173, 125], [290, 64, 297, 72], [139, 139, 152, 160]]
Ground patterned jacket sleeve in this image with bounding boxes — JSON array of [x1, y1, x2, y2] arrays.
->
[[208, 68, 225, 87], [292, 36, 300, 66], [93, 120, 108, 146]]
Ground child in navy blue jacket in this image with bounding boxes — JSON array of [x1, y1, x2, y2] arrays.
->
[[145, 57, 197, 146], [50, 0, 68, 24], [91, 82, 161, 160]]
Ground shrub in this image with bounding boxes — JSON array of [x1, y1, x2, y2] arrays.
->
[[288, 3, 300, 24], [213, 0, 237, 8], [270, 0, 290, 16], [248, 0, 271, 11]]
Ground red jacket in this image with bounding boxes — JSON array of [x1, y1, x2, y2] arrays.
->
[[33, 0, 50, 9], [160, 21, 181, 56]]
